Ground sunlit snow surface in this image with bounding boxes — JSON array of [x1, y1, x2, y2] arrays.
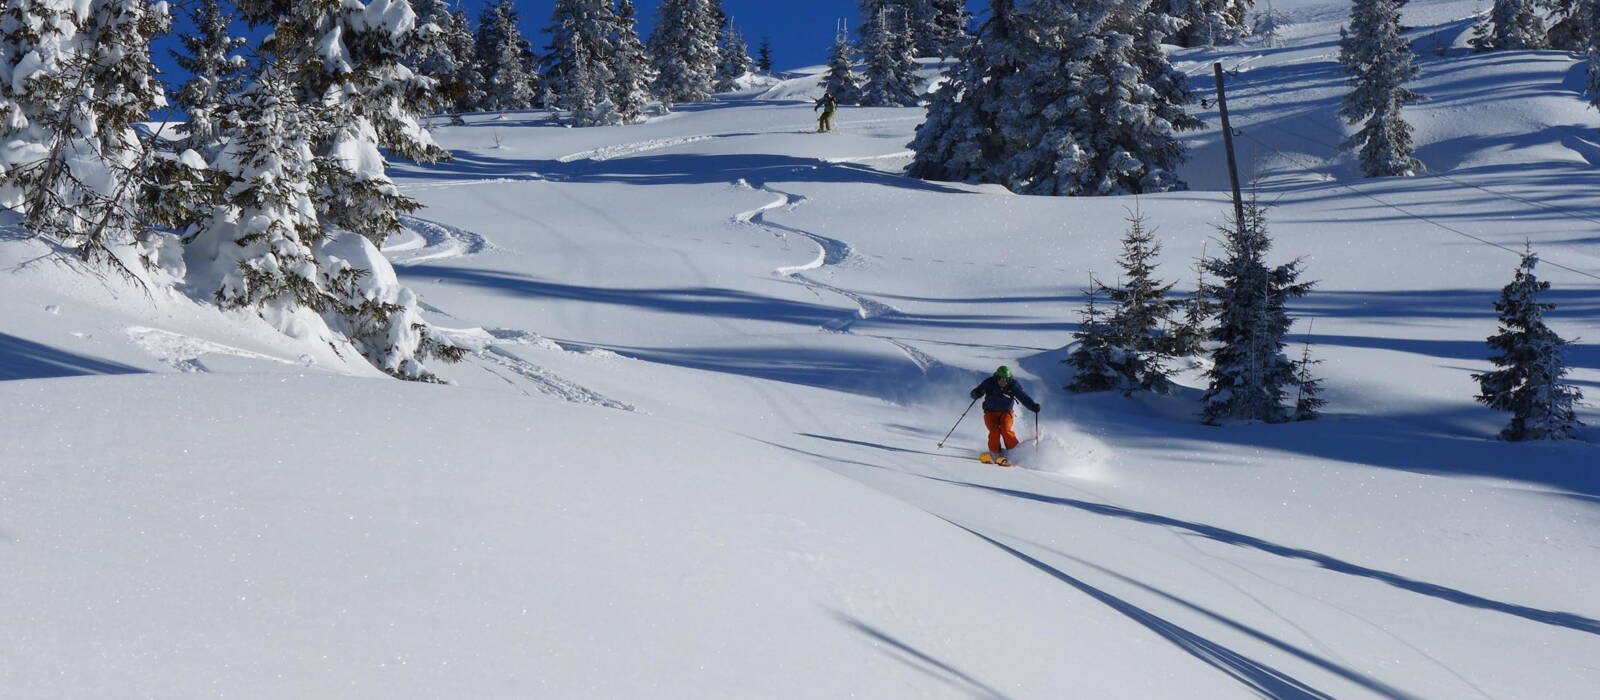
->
[[3, 1, 1598, 696]]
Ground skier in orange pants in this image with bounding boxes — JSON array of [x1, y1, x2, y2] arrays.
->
[[969, 366, 1040, 465]]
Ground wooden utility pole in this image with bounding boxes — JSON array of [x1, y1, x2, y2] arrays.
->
[[1213, 62, 1246, 231]]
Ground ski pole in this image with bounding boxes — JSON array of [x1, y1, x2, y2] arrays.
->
[[938, 397, 979, 448], [1034, 409, 1041, 447]]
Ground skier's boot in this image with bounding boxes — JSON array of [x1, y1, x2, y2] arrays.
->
[[979, 453, 994, 464]]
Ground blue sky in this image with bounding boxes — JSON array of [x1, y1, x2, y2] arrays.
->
[[153, 1, 989, 102], [427, 1, 987, 69]]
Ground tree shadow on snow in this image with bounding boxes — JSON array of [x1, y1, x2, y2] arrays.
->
[[1294, 288, 1600, 327], [1067, 389, 1599, 497], [941, 521, 1339, 699], [408, 266, 1079, 335], [394, 146, 967, 194], [0, 332, 144, 381], [932, 482, 1600, 639], [829, 611, 1009, 699], [1037, 547, 1425, 699]]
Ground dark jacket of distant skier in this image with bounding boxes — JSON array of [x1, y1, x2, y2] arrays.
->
[[971, 374, 1040, 414], [814, 93, 837, 115], [814, 93, 838, 133]]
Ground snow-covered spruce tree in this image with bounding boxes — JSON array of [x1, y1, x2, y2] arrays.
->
[[409, 0, 486, 118], [1584, 0, 1600, 108], [714, 21, 752, 92], [1470, 0, 1546, 51], [1065, 286, 1124, 393], [822, 23, 865, 103], [1127, 8, 1206, 184], [648, 0, 720, 107], [907, 0, 1027, 182], [243, 0, 449, 242], [1473, 251, 1585, 441], [1200, 199, 1314, 425], [186, 76, 328, 320], [1168, 0, 1254, 47], [443, 7, 484, 114], [234, 0, 463, 381], [858, 0, 920, 47], [1338, 0, 1423, 178], [1098, 209, 1182, 393], [707, 0, 728, 33], [475, 0, 540, 112], [858, 7, 921, 106], [990, 0, 1200, 196], [919, 0, 972, 57], [543, 0, 620, 126], [609, 0, 656, 124], [1546, 0, 1589, 51], [0, 0, 173, 273], [171, 0, 247, 154], [756, 37, 774, 72], [564, 38, 614, 126]]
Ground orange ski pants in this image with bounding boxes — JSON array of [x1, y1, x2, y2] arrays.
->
[[983, 411, 1019, 453]]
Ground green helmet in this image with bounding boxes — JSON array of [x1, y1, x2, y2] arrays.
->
[[994, 365, 1012, 379]]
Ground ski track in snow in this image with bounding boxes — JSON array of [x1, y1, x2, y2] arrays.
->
[[399, 174, 548, 191], [732, 180, 946, 375], [426, 320, 635, 411], [822, 150, 916, 164], [473, 345, 635, 412], [125, 326, 307, 373], [385, 215, 495, 265], [557, 135, 718, 163]]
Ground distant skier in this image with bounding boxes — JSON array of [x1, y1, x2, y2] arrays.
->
[[813, 92, 838, 133], [970, 366, 1040, 466]]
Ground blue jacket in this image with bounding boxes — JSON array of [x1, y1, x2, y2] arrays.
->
[[971, 376, 1039, 413]]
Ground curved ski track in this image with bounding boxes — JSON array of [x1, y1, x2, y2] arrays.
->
[[381, 219, 632, 411], [387, 215, 496, 265], [733, 180, 944, 375]]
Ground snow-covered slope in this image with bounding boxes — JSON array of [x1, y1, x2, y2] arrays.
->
[[4, 1, 1598, 697]]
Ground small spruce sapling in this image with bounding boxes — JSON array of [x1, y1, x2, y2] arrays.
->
[[1200, 198, 1315, 424], [1291, 323, 1326, 421], [1099, 207, 1181, 394], [756, 37, 774, 72], [1167, 241, 1216, 358], [1065, 285, 1124, 393], [1473, 249, 1585, 441], [714, 21, 752, 92]]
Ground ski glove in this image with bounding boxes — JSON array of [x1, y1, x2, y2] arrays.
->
[[1028, 402, 1041, 413]]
